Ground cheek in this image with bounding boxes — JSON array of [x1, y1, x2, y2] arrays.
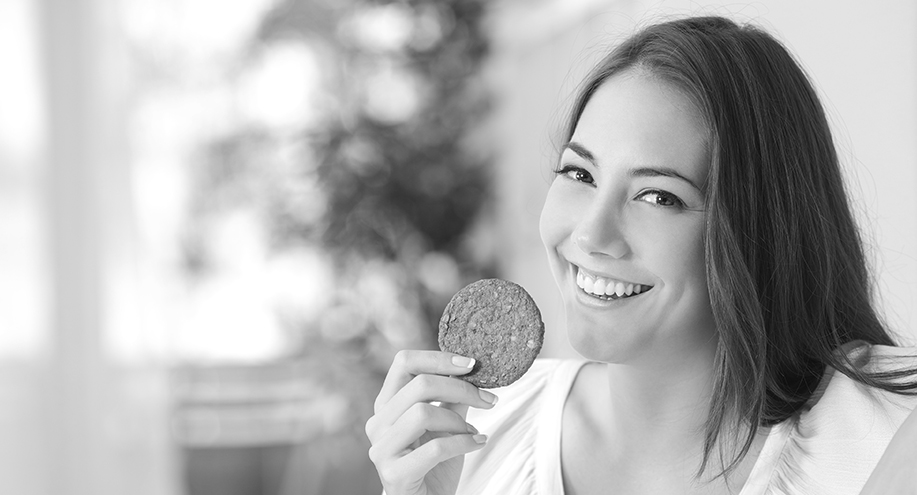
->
[[539, 184, 569, 248], [655, 218, 711, 327], [637, 214, 707, 290], [682, 222, 707, 286]]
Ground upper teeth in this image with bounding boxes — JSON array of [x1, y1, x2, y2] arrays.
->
[[576, 268, 648, 298]]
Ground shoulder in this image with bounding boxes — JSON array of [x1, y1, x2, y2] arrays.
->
[[811, 344, 917, 420], [767, 344, 917, 494]]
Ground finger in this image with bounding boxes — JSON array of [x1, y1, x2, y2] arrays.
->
[[365, 401, 472, 446], [375, 374, 498, 431], [375, 349, 476, 413], [396, 433, 488, 481], [370, 402, 475, 455], [440, 401, 470, 422]]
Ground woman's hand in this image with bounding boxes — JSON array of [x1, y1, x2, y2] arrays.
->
[[365, 349, 498, 495]]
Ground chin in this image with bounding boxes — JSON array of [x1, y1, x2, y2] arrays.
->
[[564, 313, 642, 364]]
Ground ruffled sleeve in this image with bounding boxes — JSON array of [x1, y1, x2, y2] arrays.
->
[[744, 344, 917, 495]]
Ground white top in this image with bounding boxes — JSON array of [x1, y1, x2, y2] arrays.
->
[[457, 344, 917, 495]]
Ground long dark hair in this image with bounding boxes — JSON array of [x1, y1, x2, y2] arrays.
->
[[563, 16, 917, 478]]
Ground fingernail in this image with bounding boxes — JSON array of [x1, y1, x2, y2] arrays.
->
[[472, 434, 488, 444], [452, 356, 475, 368], [479, 390, 498, 405], [466, 423, 479, 435]]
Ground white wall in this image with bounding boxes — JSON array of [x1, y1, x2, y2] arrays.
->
[[486, 0, 917, 357]]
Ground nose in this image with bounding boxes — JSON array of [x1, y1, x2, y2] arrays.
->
[[572, 202, 630, 259]]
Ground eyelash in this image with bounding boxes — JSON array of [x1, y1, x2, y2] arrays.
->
[[637, 189, 685, 208], [553, 164, 686, 209], [554, 164, 594, 184]]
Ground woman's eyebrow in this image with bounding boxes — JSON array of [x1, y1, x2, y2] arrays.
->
[[563, 140, 703, 193], [563, 141, 596, 164]]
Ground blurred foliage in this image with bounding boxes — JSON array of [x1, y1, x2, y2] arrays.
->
[[170, 1, 495, 490], [261, 0, 492, 255], [182, 0, 495, 361]]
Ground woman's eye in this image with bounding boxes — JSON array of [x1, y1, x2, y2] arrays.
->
[[555, 165, 595, 185], [637, 189, 684, 208]]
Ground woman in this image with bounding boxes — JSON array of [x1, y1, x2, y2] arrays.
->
[[364, 16, 917, 494]]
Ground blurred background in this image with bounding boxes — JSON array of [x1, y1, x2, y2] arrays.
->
[[1, 0, 915, 494]]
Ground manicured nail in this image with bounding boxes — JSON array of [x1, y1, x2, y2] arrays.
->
[[466, 423, 479, 435], [479, 390, 498, 405], [452, 356, 475, 368], [472, 434, 488, 444]]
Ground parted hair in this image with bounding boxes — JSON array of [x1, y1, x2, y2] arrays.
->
[[563, 16, 917, 478]]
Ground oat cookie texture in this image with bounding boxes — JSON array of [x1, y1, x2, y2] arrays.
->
[[438, 279, 544, 388]]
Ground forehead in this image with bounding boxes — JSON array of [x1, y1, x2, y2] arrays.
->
[[571, 72, 709, 177]]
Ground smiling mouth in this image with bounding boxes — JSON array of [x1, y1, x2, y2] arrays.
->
[[575, 266, 653, 301]]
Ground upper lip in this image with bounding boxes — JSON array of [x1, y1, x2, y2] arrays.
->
[[572, 263, 653, 287]]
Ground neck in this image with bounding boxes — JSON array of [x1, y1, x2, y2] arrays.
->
[[614, 350, 715, 446], [563, 337, 769, 494], [583, 337, 721, 466]]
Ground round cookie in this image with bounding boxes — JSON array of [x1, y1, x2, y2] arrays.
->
[[438, 279, 544, 389]]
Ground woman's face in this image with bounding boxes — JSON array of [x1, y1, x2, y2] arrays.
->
[[539, 72, 715, 366]]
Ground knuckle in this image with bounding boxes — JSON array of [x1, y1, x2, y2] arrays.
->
[[364, 415, 377, 439], [426, 439, 447, 459], [414, 373, 435, 390], [392, 349, 411, 369], [409, 402, 434, 422], [367, 444, 381, 464], [378, 465, 400, 485]]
